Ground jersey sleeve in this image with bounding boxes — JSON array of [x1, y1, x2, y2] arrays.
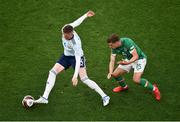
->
[[61, 14, 87, 33], [72, 39, 83, 56], [73, 55, 81, 78], [69, 14, 87, 28], [125, 39, 135, 53], [72, 38, 83, 78], [111, 49, 117, 54]]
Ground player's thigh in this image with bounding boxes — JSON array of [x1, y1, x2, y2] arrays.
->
[[133, 72, 143, 83], [133, 58, 147, 73], [72, 56, 86, 69], [52, 63, 65, 74], [77, 56, 87, 79], [112, 67, 127, 78], [79, 67, 88, 79], [133, 58, 147, 83], [57, 54, 71, 70]]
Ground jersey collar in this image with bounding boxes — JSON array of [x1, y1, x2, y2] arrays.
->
[[69, 34, 74, 40]]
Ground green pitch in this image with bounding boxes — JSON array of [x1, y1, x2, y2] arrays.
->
[[0, 0, 179, 120]]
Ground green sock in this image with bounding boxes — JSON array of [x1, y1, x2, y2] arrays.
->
[[114, 76, 127, 87], [140, 78, 154, 91]]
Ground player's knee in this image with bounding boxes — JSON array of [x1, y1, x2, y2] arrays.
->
[[49, 69, 58, 76], [52, 63, 64, 74], [81, 77, 96, 90], [133, 77, 140, 83], [80, 76, 89, 83], [111, 73, 119, 78]]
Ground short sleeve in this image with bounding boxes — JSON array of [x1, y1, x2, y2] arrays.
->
[[112, 49, 117, 54], [125, 39, 135, 53]]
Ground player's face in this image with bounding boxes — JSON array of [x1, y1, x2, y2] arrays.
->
[[108, 41, 121, 49], [63, 32, 73, 40]]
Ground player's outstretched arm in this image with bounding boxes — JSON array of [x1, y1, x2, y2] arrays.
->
[[107, 54, 116, 79], [69, 10, 95, 28]]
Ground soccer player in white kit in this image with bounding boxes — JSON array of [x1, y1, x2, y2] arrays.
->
[[34, 10, 110, 106]]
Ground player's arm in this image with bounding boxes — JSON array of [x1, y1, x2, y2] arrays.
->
[[69, 10, 95, 28], [118, 48, 139, 65], [128, 48, 139, 63], [107, 53, 116, 79], [72, 54, 81, 86], [71, 44, 83, 86]]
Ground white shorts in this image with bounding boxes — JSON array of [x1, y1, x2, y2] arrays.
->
[[118, 58, 147, 73]]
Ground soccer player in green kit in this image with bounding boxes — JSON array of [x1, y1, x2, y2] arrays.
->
[[107, 34, 161, 101]]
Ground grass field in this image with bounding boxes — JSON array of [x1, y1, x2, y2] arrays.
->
[[0, 0, 180, 120]]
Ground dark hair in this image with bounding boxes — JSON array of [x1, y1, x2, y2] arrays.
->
[[107, 34, 119, 43], [63, 25, 73, 33]]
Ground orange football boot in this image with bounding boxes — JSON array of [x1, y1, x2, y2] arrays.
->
[[153, 84, 161, 101], [113, 86, 129, 93]]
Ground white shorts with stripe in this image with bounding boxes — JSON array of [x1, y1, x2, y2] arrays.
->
[[118, 58, 147, 73]]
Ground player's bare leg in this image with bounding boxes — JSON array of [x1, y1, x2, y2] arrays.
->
[[79, 67, 110, 106], [34, 63, 65, 104], [133, 72, 161, 101], [111, 67, 129, 92]]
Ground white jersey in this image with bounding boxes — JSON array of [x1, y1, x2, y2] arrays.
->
[[61, 13, 87, 57], [61, 13, 88, 78], [62, 31, 84, 56]]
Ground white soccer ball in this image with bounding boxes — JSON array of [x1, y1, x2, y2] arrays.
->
[[22, 95, 34, 108]]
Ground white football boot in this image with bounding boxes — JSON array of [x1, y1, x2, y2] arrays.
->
[[34, 96, 48, 104], [102, 96, 110, 106]]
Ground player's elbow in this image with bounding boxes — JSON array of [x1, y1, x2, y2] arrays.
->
[[134, 54, 139, 61], [136, 55, 139, 60], [110, 59, 115, 63]]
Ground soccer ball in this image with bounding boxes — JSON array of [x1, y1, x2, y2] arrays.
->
[[22, 95, 34, 108]]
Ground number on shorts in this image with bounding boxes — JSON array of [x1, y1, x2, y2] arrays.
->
[[80, 57, 86, 67], [136, 64, 142, 70]]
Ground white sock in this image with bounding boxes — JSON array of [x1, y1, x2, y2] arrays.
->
[[81, 76, 107, 98], [42, 69, 57, 99]]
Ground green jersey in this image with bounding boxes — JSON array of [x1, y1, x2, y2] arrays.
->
[[112, 38, 147, 60]]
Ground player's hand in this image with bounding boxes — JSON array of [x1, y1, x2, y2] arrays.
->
[[72, 77, 78, 86], [117, 60, 130, 65], [86, 10, 95, 17], [107, 73, 112, 79]]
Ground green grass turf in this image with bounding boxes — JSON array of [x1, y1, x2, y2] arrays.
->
[[0, 0, 179, 120]]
